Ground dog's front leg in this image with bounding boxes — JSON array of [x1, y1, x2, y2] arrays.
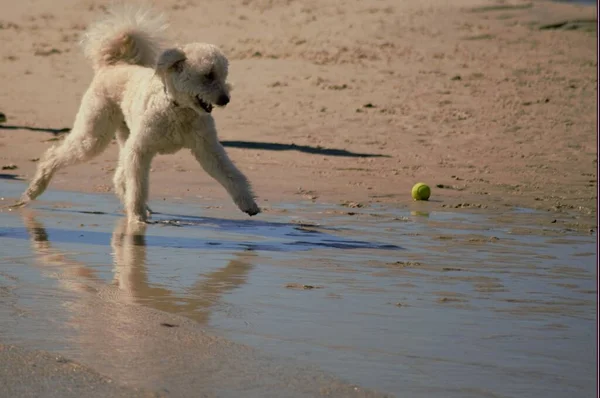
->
[[190, 128, 260, 216], [120, 142, 154, 224]]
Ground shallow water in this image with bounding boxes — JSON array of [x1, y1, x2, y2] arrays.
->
[[0, 180, 596, 397]]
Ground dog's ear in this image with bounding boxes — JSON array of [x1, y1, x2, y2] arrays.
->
[[156, 48, 186, 74]]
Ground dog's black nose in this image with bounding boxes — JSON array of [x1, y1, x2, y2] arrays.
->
[[216, 94, 230, 106]]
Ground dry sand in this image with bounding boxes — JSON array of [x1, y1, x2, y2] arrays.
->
[[0, 0, 596, 228]]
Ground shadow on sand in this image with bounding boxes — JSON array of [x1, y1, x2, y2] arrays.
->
[[0, 124, 389, 158]]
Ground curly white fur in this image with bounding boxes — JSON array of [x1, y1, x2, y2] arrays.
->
[[20, 6, 260, 223], [81, 4, 168, 70]]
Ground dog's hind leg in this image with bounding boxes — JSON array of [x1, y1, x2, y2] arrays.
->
[[113, 122, 130, 207], [20, 92, 120, 204]]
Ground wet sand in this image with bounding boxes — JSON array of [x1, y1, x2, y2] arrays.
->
[[0, 180, 596, 397], [0, 278, 387, 398], [0, 182, 394, 398], [0, 344, 160, 398]]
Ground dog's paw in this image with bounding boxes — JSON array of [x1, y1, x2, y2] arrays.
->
[[18, 194, 32, 204], [10, 199, 28, 209], [244, 204, 261, 217], [234, 195, 261, 216], [128, 213, 148, 225], [0, 200, 26, 211]]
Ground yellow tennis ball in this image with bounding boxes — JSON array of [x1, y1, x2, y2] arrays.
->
[[411, 183, 431, 201]]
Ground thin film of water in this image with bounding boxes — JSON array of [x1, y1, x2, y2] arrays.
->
[[0, 180, 596, 397]]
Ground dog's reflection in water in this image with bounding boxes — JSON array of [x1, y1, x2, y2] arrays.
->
[[22, 211, 254, 325], [110, 218, 253, 322]]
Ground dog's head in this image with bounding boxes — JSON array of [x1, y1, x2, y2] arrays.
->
[[156, 43, 231, 115]]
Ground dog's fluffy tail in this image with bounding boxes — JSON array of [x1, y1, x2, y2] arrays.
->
[[81, 5, 168, 71]]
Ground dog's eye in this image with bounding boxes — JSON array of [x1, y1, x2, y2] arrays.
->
[[205, 71, 215, 80]]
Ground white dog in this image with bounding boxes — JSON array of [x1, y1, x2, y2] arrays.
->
[[19, 6, 260, 223]]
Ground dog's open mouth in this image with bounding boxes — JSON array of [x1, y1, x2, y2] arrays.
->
[[196, 95, 213, 113]]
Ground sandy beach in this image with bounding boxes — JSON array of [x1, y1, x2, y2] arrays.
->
[[0, 0, 596, 226]]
